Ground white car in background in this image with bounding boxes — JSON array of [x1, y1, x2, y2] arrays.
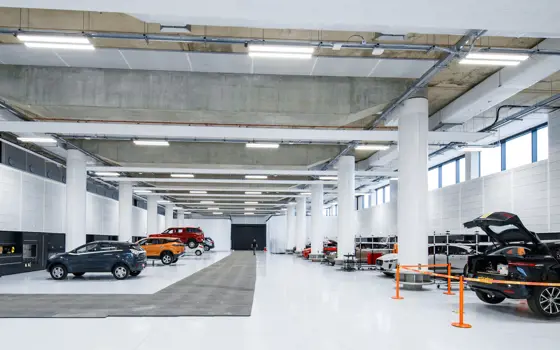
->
[[181, 243, 204, 257], [375, 243, 476, 276]]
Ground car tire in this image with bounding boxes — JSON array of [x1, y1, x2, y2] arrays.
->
[[112, 264, 130, 280], [130, 271, 141, 277], [50, 264, 68, 280], [171, 256, 179, 263], [72, 272, 85, 277], [475, 290, 506, 304], [161, 252, 173, 265], [383, 272, 395, 277], [195, 250, 202, 256], [204, 245, 210, 252], [527, 286, 560, 318], [187, 239, 197, 249]]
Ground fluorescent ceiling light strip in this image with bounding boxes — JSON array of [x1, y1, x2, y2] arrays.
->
[[461, 146, 494, 152], [134, 190, 152, 193], [212, 212, 223, 215], [355, 145, 390, 151], [208, 207, 219, 210], [200, 201, 214, 204], [190, 190, 207, 194], [248, 52, 312, 59], [17, 34, 90, 44], [95, 171, 120, 177], [245, 201, 259, 204], [24, 42, 95, 50], [17, 136, 57, 144], [319, 176, 337, 180], [458, 59, 520, 66], [244, 213, 255, 215], [465, 53, 529, 61], [245, 175, 268, 179], [245, 208, 256, 211], [158, 200, 170, 203], [170, 174, 195, 178], [246, 143, 280, 149], [245, 192, 262, 195], [133, 140, 170, 146], [248, 45, 314, 54], [173, 207, 182, 210]]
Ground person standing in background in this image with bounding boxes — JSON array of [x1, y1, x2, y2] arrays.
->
[[251, 238, 258, 255]]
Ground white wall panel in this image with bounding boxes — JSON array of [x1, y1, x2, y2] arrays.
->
[[101, 196, 118, 235], [323, 216, 338, 240], [185, 218, 231, 251], [483, 172, 513, 214], [231, 215, 268, 225], [512, 162, 549, 232], [427, 190, 442, 234], [440, 184, 461, 234], [158, 214, 165, 232], [132, 206, 147, 238], [460, 177, 483, 232], [266, 215, 287, 253], [20, 173, 45, 232], [43, 180, 65, 233], [0, 165, 22, 230]]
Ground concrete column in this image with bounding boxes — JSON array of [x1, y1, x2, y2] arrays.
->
[[165, 204, 174, 229], [337, 156, 356, 259], [465, 152, 480, 181], [295, 197, 307, 253], [389, 179, 399, 203], [177, 209, 185, 226], [286, 203, 296, 253], [310, 184, 324, 261], [65, 150, 87, 250], [398, 97, 429, 268], [118, 182, 133, 242], [147, 196, 159, 234]]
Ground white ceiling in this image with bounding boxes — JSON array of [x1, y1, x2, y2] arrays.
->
[[0, 44, 435, 78], [1, 0, 559, 36]]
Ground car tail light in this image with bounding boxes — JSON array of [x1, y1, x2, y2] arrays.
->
[[508, 262, 536, 267], [503, 289, 515, 294]]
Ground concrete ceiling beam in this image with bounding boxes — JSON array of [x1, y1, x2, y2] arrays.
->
[[97, 178, 338, 185], [0, 121, 489, 143]]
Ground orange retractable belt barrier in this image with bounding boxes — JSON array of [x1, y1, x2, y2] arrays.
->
[[391, 265, 404, 300], [451, 276, 472, 328]]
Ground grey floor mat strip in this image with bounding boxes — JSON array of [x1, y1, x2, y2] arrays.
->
[[0, 251, 256, 318]]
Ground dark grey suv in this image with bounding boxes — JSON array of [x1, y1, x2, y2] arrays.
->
[[46, 241, 147, 280]]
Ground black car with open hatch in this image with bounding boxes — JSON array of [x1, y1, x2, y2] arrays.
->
[[464, 212, 560, 318], [46, 241, 147, 280]]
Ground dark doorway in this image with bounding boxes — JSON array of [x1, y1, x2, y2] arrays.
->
[[231, 224, 266, 251]]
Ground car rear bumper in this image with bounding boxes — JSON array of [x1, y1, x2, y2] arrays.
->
[[132, 259, 147, 271], [468, 274, 532, 299]]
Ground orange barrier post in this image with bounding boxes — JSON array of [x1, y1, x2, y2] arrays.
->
[[391, 265, 404, 300], [443, 263, 455, 296], [451, 276, 471, 329]]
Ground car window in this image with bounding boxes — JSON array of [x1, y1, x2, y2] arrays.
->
[[186, 228, 195, 233], [448, 246, 470, 255], [138, 239, 149, 246], [491, 246, 529, 257], [176, 228, 185, 233], [162, 229, 171, 234], [98, 243, 117, 251], [75, 243, 99, 253]]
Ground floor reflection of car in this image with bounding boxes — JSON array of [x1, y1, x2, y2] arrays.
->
[[46, 241, 147, 280], [375, 243, 475, 276], [464, 212, 560, 318], [136, 237, 185, 265]]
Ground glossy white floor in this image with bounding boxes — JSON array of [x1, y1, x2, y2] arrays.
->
[[0, 252, 230, 294], [1, 253, 559, 350]]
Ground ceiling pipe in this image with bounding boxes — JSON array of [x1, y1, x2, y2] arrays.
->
[[3, 28, 560, 56]]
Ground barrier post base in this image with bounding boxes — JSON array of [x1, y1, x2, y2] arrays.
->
[[443, 291, 456, 296], [391, 296, 404, 300], [451, 322, 472, 329]]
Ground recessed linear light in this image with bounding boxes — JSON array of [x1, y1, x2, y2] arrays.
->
[[17, 34, 90, 44], [24, 42, 95, 50], [301, 192, 311, 195], [355, 144, 390, 151], [459, 59, 520, 66], [461, 146, 493, 152], [134, 190, 152, 193], [190, 190, 207, 194], [208, 207, 219, 210], [184, 211, 191, 214], [158, 200, 170, 203], [244, 212, 255, 215], [170, 174, 195, 178], [17, 136, 57, 144], [133, 140, 170, 146], [173, 207, 183, 210], [465, 53, 529, 61], [245, 201, 259, 204], [200, 201, 214, 204], [248, 45, 315, 54], [213, 212, 223, 215], [246, 142, 280, 149], [245, 191, 262, 195], [249, 52, 312, 59], [319, 176, 338, 181], [245, 175, 268, 179], [244, 208, 256, 211], [95, 171, 120, 177], [390, 177, 398, 180]]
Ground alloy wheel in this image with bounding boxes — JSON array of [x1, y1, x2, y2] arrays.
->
[[539, 287, 560, 315], [115, 266, 127, 279], [52, 266, 64, 279], [162, 255, 172, 264]]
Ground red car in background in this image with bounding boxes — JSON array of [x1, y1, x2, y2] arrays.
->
[[150, 227, 205, 249], [302, 240, 337, 259]]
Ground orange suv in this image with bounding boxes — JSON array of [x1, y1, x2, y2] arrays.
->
[[136, 237, 185, 265]]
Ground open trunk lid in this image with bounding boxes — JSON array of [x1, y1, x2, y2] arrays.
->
[[463, 212, 541, 246]]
